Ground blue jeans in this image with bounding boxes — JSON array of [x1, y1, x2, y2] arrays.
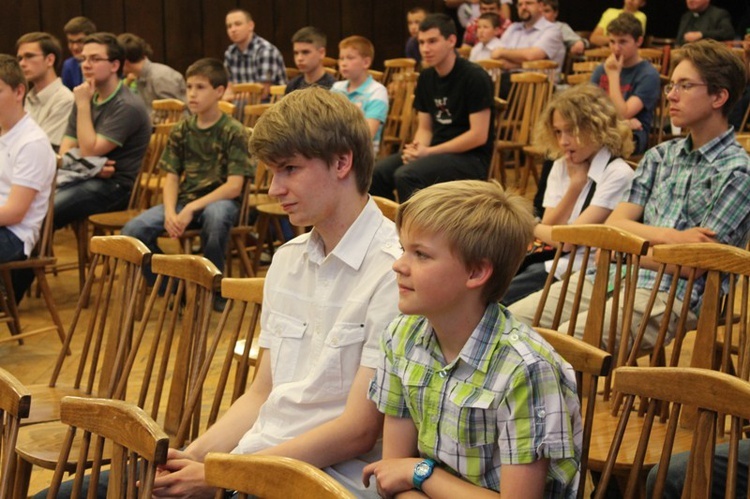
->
[[646, 440, 750, 498], [370, 152, 489, 202], [54, 178, 131, 229], [0, 227, 34, 304], [122, 200, 239, 284]]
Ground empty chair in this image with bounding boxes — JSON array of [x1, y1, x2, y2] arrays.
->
[[0, 368, 30, 498]]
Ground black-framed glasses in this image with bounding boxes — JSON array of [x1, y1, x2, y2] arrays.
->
[[17, 53, 44, 62], [664, 81, 708, 96]]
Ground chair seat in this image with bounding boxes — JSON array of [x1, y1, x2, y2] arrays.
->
[[89, 209, 145, 231], [22, 386, 89, 426], [15, 420, 113, 471]]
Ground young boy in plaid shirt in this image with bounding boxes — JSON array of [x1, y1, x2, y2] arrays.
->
[[363, 180, 582, 498]]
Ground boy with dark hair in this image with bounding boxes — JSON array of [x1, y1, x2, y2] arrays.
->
[[363, 180, 582, 498], [406, 7, 427, 63], [469, 12, 503, 61], [332, 36, 388, 155], [122, 58, 250, 296], [117, 33, 186, 114], [61, 16, 96, 90], [285, 26, 336, 94], [0, 55, 56, 302], [512, 40, 750, 356], [371, 13, 494, 202], [16, 31, 74, 148], [591, 12, 660, 155], [55, 32, 151, 230]]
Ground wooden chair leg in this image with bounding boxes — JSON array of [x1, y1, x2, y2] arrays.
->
[[0, 270, 23, 344], [33, 268, 67, 347], [12, 455, 32, 499]]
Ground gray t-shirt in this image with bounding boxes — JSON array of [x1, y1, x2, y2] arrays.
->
[[64, 81, 151, 189]]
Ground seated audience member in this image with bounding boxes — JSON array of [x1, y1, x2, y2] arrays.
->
[[540, 0, 588, 56], [117, 33, 187, 116], [54, 32, 151, 230], [490, 0, 565, 96], [510, 40, 750, 352], [285, 26, 336, 95], [406, 7, 427, 64], [223, 8, 286, 102], [591, 13, 660, 155], [446, 0, 513, 26], [16, 32, 74, 149], [0, 55, 56, 304], [589, 0, 646, 47], [462, 0, 511, 48], [469, 13, 504, 61], [122, 58, 250, 298], [370, 14, 493, 202], [61, 16, 96, 90], [363, 180, 582, 498], [331, 36, 388, 156], [676, 0, 734, 46], [35, 87, 400, 499], [503, 85, 634, 305]]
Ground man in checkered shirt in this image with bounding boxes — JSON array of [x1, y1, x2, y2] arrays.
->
[[223, 9, 286, 102]]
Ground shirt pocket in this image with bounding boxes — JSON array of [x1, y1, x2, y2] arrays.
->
[[445, 383, 498, 448], [268, 312, 308, 385], [321, 322, 366, 397]]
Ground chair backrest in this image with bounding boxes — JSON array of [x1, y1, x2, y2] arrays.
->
[[379, 71, 418, 157], [648, 75, 671, 148], [476, 59, 503, 98], [231, 83, 264, 122], [737, 133, 750, 154], [0, 368, 30, 498], [457, 45, 472, 59], [521, 59, 558, 92], [322, 56, 337, 69], [48, 236, 151, 400], [372, 196, 399, 222], [367, 69, 384, 83], [204, 453, 355, 499], [583, 47, 611, 63], [269, 85, 286, 103], [113, 254, 222, 446], [595, 367, 750, 499], [534, 328, 612, 499], [151, 98, 186, 124], [571, 61, 599, 74], [218, 100, 236, 116], [566, 72, 593, 85], [243, 103, 273, 128], [129, 123, 174, 211], [47, 396, 169, 499], [496, 72, 550, 145], [740, 105, 750, 134], [382, 57, 417, 87], [638, 48, 665, 73], [285, 67, 300, 80], [176, 277, 264, 445]]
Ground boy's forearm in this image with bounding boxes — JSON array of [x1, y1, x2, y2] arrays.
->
[[418, 468, 501, 499], [162, 174, 180, 215]]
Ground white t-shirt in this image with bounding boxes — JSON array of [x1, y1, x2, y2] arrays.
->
[[543, 148, 634, 279], [470, 37, 503, 62], [232, 197, 400, 495], [0, 113, 56, 256]]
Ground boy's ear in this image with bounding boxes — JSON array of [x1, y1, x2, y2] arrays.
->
[[333, 151, 354, 179], [363, 56, 372, 69], [710, 87, 729, 112], [635, 36, 644, 48], [466, 259, 493, 291]]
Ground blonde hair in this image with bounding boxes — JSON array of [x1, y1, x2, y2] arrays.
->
[[248, 86, 373, 194], [339, 35, 374, 60], [397, 180, 535, 303], [533, 84, 634, 159]]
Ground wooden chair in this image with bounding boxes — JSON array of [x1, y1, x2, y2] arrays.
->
[[571, 61, 600, 74], [489, 72, 550, 187], [372, 196, 399, 222], [382, 57, 417, 87], [20, 235, 150, 427], [204, 453, 355, 499], [269, 85, 286, 103], [521, 59, 559, 90], [285, 67, 300, 81], [594, 368, 750, 499], [647, 75, 672, 148], [0, 368, 30, 498], [457, 45, 472, 59], [45, 396, 169, 499], [231, 83, 264, 123], [475, 59, 503, 98], [0, 180, 66, 347], [218, 100, 236, 116], [243, 103, 272, 128], [534, 329, 612, 499], [737, 133, 750, 154], [367, 69, 384, 83], [379, 71, 418, 158], [322, 56, 337, 70], [583, 47, 611, 63], [566, 72, 593, 85], [638, 48, 665, 73], [13, 254, 222, 496], [151, 98, 186, 124], [739, 105, 750, 134]]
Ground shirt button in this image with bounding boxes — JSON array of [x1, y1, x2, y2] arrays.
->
[[510, 333, 519, 341], [331, 338, 339, 346], [438, 371, 447, 378], [537, 409, 546, 418]]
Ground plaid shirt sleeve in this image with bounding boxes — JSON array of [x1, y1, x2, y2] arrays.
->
[[699, 153, 750, 246], [368, 317, 411, 418], [627, 145, 662, 207], [256, 44, 287, 85]]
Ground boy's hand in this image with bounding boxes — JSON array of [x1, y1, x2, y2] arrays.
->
[[362, 457, 421, 498], [604, 53, 623, 76], [664, 227, 717, 244], [73, 79, 96, 106], [402, 141, 428, 164], [152, 448, 214, 498], [95, 159, 116, 179], [164, 207, 193, 238], [570, 40, 585, 56]]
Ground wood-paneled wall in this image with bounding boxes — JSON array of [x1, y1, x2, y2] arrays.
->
[[0, 1, 745, 74]]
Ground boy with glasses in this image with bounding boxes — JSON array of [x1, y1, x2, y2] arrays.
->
[[61, 16, 96, 90]]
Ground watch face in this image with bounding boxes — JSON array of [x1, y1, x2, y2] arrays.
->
[[415, 462, 431, 476]]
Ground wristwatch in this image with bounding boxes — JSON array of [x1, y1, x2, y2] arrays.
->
[[413, 458, 437, 490]]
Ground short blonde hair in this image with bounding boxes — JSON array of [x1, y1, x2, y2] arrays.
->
[[533, 84, 634, 159], [339, 35, 374, 60], [248, 86, 373, 194], [397, 180, 535, 303]]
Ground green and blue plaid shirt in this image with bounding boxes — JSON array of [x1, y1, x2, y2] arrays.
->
[[369, 303, 582, 497], [628, 128, 750, 309]]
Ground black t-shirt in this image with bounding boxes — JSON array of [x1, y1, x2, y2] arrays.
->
[[414, 56, 494, 162]]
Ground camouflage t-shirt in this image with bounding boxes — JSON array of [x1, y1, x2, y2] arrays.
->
[[160, 113, 251, 204]]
